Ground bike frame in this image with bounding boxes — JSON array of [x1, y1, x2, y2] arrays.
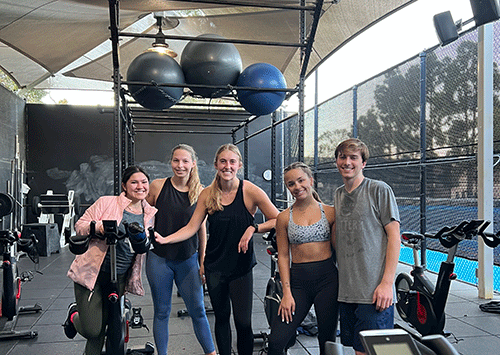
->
[[102, 220, 127, 355], [409, 242, 458, 324], [397, 221, 484, 336], [0, 230, 40, 340], [68, 220, 153, 355]]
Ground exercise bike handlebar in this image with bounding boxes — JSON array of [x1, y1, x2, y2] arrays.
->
[[433, 221, 470, 249], [0, 229, 18, 245], [402, 220, 487, 249], [66, 220, 153, 255], [476, 220, 500, 248]]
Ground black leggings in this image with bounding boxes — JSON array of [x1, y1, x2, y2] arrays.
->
[[205, 270, 253, 355], [268, 257, 339, 355]]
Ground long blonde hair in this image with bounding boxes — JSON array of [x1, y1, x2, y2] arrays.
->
[[206, 143, 242, 214], [283, 161, 321, 202], [170, 144, 202, 205]]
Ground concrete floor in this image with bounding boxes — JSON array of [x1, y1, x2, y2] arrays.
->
[[1, 236, 500, 355]]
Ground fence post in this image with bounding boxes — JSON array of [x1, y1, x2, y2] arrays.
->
[[352, 85, 358, 138], [244, 123, 249, 180], [271, 112, 277, 206], [314, 70, 319, 188]]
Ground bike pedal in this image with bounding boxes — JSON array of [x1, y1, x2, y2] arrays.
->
[[130, 307, 146, 330], [20, 270, 34, 282]]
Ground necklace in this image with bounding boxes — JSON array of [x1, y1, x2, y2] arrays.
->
[[126, 204, 142, 214]]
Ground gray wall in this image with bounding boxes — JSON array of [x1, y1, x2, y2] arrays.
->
[[0, 85, 25, 193]]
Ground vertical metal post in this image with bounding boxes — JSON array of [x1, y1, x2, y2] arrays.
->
[[477, 23, 494, 299], [271, 112, 277, 205], [109, 0, 122, 195], [353, 85, 358, 138], [313, 70, 319, 189], [244, 123, 249, 180], [298, 0, 305, 162], [419, 51, 427, 267], [121, 91, 134, 166]]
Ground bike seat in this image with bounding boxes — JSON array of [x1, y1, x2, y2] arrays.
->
[[401, 232, 424, 244]]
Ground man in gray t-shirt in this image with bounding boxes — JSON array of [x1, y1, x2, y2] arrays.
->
[[333, 138, 400, 355]]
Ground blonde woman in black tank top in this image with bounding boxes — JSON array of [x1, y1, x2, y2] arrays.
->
[[154, 144, 279, 355], [146, 144, 215, 355], [267, 162, 339, 355]]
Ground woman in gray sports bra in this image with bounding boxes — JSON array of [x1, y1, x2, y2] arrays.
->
[[267, 162, 339, 355]]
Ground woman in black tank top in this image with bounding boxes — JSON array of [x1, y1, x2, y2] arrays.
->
[[146, 144, 215, 355], [154, 144, 279, 355]]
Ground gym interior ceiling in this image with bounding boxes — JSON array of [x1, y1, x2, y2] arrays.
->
[[0, 0, 416, 93]]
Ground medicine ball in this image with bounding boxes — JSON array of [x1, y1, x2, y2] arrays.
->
[[236, 63, 286, 116], [181, 34, 242, 98], [127, 50, 185, 111]]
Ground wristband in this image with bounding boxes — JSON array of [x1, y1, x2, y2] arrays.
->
[[252, 223, 259, 233]]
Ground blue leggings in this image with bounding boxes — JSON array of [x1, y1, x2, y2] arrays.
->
[[146, 251, 215, 355]]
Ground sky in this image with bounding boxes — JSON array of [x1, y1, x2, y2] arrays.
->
[[42, 0, 475, 107]]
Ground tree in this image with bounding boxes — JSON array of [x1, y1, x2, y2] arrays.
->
[[0, 69, 47, 103], [357, 39, 500, 198]]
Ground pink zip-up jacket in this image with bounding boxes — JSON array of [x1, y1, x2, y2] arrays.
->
[[67, 192, 157, 296]]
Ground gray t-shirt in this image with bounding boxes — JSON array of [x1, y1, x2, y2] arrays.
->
[[334, 177, 400, 303]]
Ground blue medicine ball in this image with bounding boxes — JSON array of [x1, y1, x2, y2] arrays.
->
[[181, 34, 242, 98], [236, 63, 286, 116], [127, 50, 185, 111]]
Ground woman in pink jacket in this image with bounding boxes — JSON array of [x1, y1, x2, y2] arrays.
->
[[63, 165, 157, 355]]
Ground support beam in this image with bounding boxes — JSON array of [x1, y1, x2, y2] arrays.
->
[[109, 0, 122, 195], [477, 23, 494, 299]]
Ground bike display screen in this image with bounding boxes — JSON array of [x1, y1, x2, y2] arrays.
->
[[359, 329, 421, 355], [372, 342, 416, 355]]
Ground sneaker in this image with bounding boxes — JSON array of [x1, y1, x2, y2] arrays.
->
[[63, 302, 78, 339]]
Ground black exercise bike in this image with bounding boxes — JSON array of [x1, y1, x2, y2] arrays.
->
[[325, 327, 460, 355], [0, 192, 42, 341], [66, 220, 154, 355], [395, 219, 487, 336]]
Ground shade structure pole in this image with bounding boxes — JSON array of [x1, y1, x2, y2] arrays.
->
[[477, 23, 494, 299]]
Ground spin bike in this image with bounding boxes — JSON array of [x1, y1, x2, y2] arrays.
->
[[66, 220, 154, 355], [0, 192, 41, 340], [395, 219, 486, 336], [324, 327, 460, 355]]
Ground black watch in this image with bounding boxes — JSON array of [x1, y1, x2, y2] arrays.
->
[[251, 222, 259, 233]]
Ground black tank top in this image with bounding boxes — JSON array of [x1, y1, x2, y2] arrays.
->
[[152, 178, 198, 261], [206, 180, 256, 277]]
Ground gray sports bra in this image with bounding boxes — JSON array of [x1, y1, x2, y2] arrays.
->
[[287, 203, 331, 245]]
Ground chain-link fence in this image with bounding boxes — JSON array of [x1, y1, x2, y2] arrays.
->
[[236, 21, 500, 289], [307, 23, 500, 288]]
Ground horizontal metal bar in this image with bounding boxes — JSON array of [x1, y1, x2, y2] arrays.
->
[[132, 115, 245, 122], [119, 31, 306, 48], [174, 102, 242, 108], [130, 107, 248, 116], [136, 121, 237, 128], [123, 80, 298, 93], [135, 128, 232, 134], [167, 0, 316, 11]]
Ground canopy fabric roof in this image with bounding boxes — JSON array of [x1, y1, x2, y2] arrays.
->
[[0, 0, 416, 91]]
